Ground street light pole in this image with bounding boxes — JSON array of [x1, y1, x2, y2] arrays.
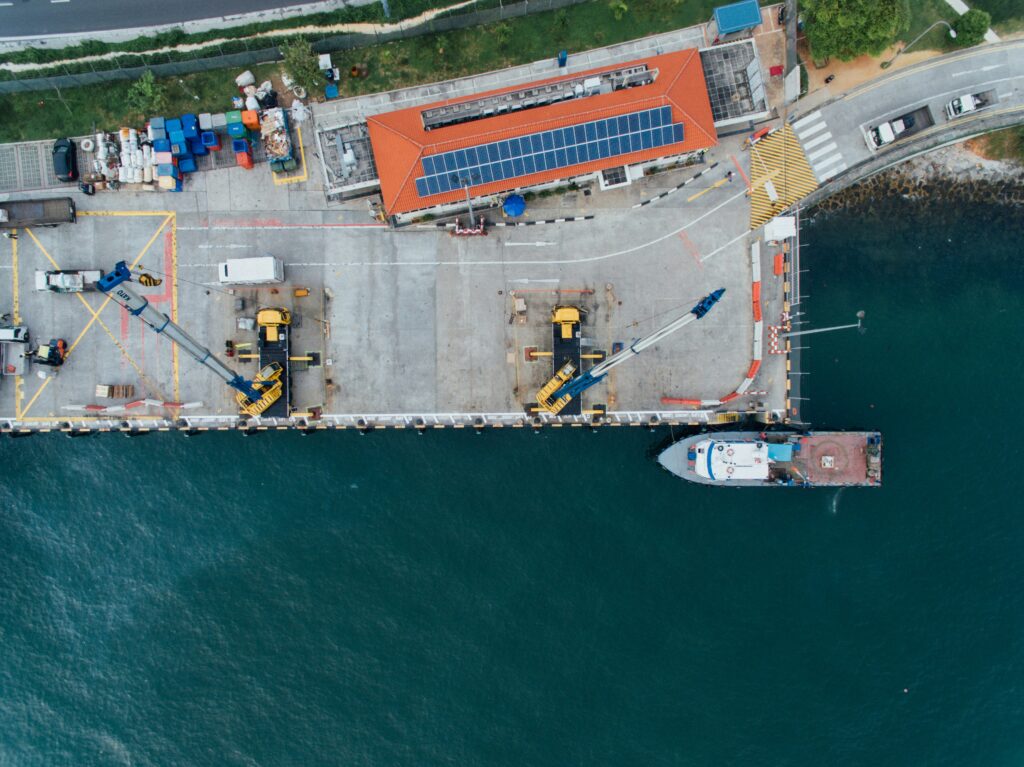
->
[[782, 311, 865, 338], [464, 184, 475, 227], [881, 21, 956, 69]]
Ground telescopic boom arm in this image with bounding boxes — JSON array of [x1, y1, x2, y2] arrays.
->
[[96, 261, 261, 400], [550, 288, 725, 402]]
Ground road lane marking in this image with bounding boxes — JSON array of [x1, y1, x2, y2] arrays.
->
[[791, 111, 822, 130], [794, 120, 828, 139], [807, 143, 839, 162], [802, 131, 833, 150]]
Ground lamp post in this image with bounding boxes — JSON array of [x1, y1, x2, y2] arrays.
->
[[454, 172, 481, 227], [881, 21, 956, 69], [782, 311, 865, 338]]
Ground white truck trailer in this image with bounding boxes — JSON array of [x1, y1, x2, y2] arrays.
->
[[217, 256, 285, 285]]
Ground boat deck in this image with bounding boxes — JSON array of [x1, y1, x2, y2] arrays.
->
[[788, 432, 881, 486]]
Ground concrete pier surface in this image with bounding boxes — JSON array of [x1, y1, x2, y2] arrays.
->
[[0, 21, 806, 434]]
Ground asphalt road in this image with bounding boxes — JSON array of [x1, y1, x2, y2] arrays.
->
[[796, 40, 1024, 178], [0, 0, 336, 37]]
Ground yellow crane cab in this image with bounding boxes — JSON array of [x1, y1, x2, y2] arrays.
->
[[256, 307, 291, 343], [550, 306, 580, 340]]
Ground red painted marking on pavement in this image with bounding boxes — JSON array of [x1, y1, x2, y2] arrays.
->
[[678, 231, 702, 267], [730, 154, 752, 190], [207, 219, 387, 229]]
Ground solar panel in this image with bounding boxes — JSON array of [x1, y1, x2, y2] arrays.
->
[[415, 106, 685, 198]]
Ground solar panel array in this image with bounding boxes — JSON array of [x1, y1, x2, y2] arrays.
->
[[414, 106, 684, 197]]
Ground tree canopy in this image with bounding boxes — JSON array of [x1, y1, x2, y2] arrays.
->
[[803, 0, 910, 61], [279, 37, 322, 95], [953, 9, 991, 47]]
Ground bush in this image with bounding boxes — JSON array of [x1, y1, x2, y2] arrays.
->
[[280, 37, 322, 94], [953, 9, 991, 47], [126, 70, 167, 116]]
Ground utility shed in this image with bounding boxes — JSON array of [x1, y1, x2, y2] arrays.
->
[[714, 0, 762, 35]]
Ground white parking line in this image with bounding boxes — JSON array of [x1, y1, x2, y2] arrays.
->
[[802, 131, 833, 150], [792, 111, 822, 130], [807, 142, 839, 162]]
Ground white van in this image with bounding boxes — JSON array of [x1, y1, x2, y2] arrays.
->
[[218, 256, 284, 285]]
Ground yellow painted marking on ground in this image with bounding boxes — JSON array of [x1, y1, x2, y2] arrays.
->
[[24, 227, 61, 270], [19, 376, 52, 419], [170, 213, 180, 402], [78, 210, 176, 217], [686, 177, 728, 202], [10, 229, 20, 324], [18, 215, 171, 419], [748, 125, 818, 229], [72, 290, 167, 401], [272, 124, 309, 186]]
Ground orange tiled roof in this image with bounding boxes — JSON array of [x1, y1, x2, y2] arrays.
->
[[367, 48, 718, 216]]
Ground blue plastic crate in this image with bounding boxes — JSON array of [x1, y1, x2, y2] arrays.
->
[[227, 123, 248, 138], [177, 155, 197, 174], [188, 138, 208, 156], [166, 118, 182, 133], [325, 83, 339, 99], [231, 138, 250, 154], [149, 116, 166, 131], [152, 138, 171, 153], [181, 113, 199, 139]]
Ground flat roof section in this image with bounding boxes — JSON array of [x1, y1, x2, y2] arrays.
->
[[713, 0, 762, 35], [367, 48, 717, 216], [700, 42, 768, 123]]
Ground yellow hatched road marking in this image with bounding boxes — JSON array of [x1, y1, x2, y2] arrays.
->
[[748, 125, 818, 229]]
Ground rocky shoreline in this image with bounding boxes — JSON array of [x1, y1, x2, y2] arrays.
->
[[814, 142, 1024, 213]]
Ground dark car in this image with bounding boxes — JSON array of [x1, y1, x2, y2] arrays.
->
[[52, 138, 78, 182]]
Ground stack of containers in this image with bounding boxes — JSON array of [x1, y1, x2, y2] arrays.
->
[[117, 127, 148, 184]]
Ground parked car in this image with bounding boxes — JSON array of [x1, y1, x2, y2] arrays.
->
[[52, 138, 78, 182]]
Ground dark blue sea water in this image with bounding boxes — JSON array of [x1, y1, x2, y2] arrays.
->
[[2, 199, 1023, 766]]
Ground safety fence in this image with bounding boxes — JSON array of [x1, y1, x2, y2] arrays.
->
[[0, 0, 590, 94]]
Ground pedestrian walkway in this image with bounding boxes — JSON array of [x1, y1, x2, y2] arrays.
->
[[747, 125, 818, 229], [790, 110, 847, 182]]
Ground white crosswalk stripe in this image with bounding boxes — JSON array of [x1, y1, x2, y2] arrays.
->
[[792, 111, 848, 183]]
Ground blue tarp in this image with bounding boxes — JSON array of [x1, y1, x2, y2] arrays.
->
[[714, 0, 762, 35], [767, 443, 794, 462]]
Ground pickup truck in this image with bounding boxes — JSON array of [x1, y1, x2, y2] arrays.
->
[[867, 106, 935, 149], [35, 269, 102, 293], [0, 197, 76, 228], [946, 90, 997, 120]]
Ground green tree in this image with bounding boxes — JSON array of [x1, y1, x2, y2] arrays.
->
[[126, 70, 167, 116], [279, 37, 322, 94], [803, 0, 909, 61], [953, 9, 991, 47]]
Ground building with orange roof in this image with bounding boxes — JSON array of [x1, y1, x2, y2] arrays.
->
[[364, 48, 718, 220]]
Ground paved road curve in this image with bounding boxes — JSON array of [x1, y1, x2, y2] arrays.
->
[[0, 0, 336, 37], [790, 40, 1024, 185]]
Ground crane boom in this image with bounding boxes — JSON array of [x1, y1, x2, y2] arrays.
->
[[549, 288, 725, 404], [96, 261, 261, 401]]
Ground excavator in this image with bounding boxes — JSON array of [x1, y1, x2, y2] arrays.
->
[[96, 261, 283, 417]]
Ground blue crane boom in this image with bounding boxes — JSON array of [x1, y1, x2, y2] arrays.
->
[[549, 288, 725, 404], [96, 261, 261, 401]]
